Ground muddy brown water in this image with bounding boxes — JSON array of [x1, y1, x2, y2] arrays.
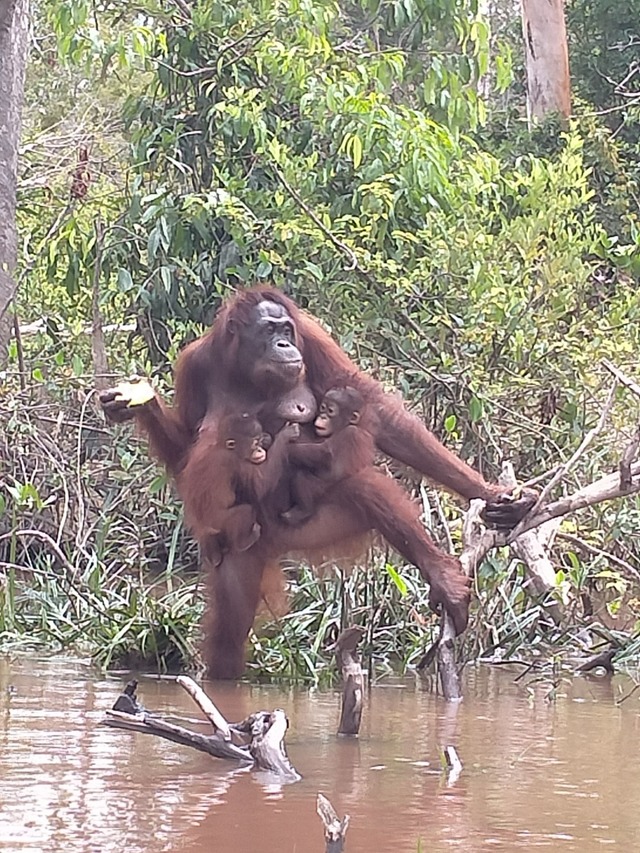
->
[[1, 656, 639, 852]]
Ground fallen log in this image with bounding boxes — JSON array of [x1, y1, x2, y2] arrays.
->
[[102, 677, 301, 781]]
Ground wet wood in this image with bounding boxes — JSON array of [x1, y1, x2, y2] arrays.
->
[[235, 710, 301, 782], [577, 648, 617, 675], [436, 620, 461, 702], [111, 679, 144, 715], [435, 500, 488, 701], [102, 677, 301, 780], [317, 793, 350, 853], [335, 626, 365, 736], [176, 674, 231, 739], [104, 709, 252, 762], [443, 745, 462, 773], [442, 744, 463, 787]]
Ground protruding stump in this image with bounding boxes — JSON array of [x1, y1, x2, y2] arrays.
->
[[577, 647, 617, 675], [335, 626, 365, 736], [317, 793, 350, 853], [442, 744, 463, 786], [236, 709, 300, 782], [436, 614, 462, 701]]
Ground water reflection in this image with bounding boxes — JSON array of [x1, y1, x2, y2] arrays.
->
[[0, 656, 638, 852]]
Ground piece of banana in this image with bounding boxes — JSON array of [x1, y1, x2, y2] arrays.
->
[[114, 378, 155, 407]]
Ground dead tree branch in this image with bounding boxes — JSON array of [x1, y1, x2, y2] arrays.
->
[[437, 500, 491, 701], [507, 460, 640, 542], [176, 674, 231, 739], [102, 677, 301, 781], [90, 217, 109, 390], [435, 446, 640, 700], [317, 794, 350, 853], [602, 359, 640, 399], [557, 531, 640, 582], [500, 463, 565, 615], [620, 424, 640, 491]]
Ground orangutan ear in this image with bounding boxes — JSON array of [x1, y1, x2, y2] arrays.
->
[[225, 439, 236, 450], [349, 411, 361, 425], [227, 318, 237, 336]]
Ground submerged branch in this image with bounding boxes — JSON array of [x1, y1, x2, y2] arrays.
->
[[317, 794, 350, 853], [102, 678, 301, 781]]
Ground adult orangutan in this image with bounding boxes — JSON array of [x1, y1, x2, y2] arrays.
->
[[100, 287, 534, 678]]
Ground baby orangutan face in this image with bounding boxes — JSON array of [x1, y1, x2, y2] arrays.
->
[[223, 414, 267, 464], [314, 387, 363, 438]]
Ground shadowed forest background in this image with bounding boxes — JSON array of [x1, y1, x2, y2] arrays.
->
[[1, 0, 640, 682]]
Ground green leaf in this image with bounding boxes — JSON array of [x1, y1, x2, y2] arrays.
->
[[256, 260, 273, 278], [385, 563, 408, 597], [117, 268, 134, 292], [72, 354, 84, 376], [469, 396, 483, 422], [352, 134, 363, 169], [148, 228, 161, 259], [159, 266, 172, 291], [149, 475, 168, 494]]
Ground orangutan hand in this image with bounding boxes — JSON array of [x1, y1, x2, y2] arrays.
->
[[481, 486, 538, 530], [99, 378, 155, 424]]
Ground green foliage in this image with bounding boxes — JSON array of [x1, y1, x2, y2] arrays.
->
[[5, 0, 640, 678], [247, 562, 437, 683], [0, 560, 201, 671], [0, 382, 201, 671], [567, 0, 640, 129]]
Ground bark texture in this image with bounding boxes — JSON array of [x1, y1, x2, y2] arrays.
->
[[521, 0, 571, 124], [0, 0, 29, 355]]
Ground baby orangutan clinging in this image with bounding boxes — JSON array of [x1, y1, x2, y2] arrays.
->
[[178, 412, 298, 564], [281, 386, 375, 525]]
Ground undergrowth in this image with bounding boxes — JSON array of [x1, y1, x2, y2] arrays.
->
[[1, 382, 639, 682]]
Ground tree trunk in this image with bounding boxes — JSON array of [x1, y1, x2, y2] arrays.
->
[[521, 0, 571, 124], [0, 0, 29, 357]]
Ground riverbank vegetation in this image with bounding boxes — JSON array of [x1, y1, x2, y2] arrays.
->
[[1, 0, 639, 681]]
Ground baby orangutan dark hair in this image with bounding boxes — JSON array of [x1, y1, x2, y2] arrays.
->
[[281, 386, 375, 525], [178, 412, 298, 564]]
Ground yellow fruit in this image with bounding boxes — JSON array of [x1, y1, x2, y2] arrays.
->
[[114, 378, 155, 407]]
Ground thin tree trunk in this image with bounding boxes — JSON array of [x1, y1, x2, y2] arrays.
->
[[91, 218, 110, 388], [521, 0, 571, 124], [0, 0, 29, 358]]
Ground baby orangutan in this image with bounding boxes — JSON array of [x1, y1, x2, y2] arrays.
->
[[281, 386, 375, 525], [179, 412, 298, 564]]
